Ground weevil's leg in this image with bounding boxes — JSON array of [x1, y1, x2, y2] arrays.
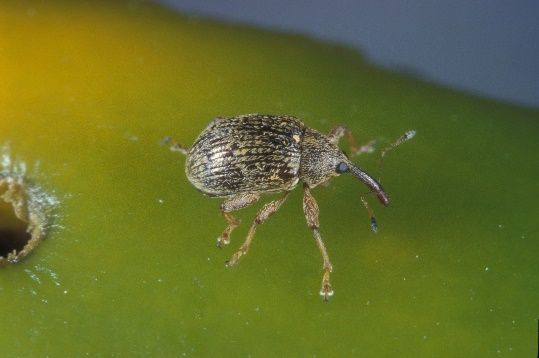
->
[[377, 129, 416, 182], [225, 192, 290, 267], [360, 196, 378, 233], [302, 183, 334, 301], [160, 136, 189, 155], [327, 126, 376, 157], [379, 129, 416, 160], [326, 126, 348, 146], [217, 193, 260, 248]]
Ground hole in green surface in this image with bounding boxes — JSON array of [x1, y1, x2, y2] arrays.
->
[[0, 173, 51, 266], [0, 196, 31, 258]]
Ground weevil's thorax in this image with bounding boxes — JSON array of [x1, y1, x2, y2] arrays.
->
[[299, 128, 347, 188]]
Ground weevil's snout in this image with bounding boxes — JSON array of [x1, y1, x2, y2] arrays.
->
[[349, 164, 389, 206], [376, 189, 390, 207]]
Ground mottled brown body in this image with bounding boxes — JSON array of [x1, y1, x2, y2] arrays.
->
[[186, 115, 304, 197], [165, 113, 414, 300]]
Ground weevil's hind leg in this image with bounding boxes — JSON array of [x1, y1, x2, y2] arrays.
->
[[161, 136, 190, 155], [225, 192, 290, 267], [327, 126, 376, 157], [302, 184, 334, 301], [217, 193, 260, 248]]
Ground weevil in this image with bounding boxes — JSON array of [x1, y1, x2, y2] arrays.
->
[[164, 114, 415, 300]]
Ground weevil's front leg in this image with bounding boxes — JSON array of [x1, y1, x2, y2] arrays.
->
[[225, 192, 290, 267], [161, 136, 190, 155], [377, 129, 417, 184], [217, 193, 260, 247], [327, 126, 376, 157], [303, 183, 334, 301]]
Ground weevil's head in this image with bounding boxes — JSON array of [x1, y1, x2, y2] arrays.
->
[[300, 128, 389, 206]]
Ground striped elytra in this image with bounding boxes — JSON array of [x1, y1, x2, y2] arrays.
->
[[186, 114, 305, 197]]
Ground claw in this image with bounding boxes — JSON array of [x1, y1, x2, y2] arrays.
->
[[216, 234, 230, 248], [224, 258, 237, 268], [320, 284, 334, 301], [320, 269, 333, 301], [225, 250, 244, 267]]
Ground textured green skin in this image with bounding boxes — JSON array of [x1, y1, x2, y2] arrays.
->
[[186, 114, 348, 197]]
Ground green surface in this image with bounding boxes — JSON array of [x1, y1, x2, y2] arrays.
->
[[1, 1, 538, 356]]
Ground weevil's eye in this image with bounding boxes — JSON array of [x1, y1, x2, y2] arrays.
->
[[336, 162, 349, 173]]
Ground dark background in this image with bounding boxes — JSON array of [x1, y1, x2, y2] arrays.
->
[[154, 0, 539, 108]]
